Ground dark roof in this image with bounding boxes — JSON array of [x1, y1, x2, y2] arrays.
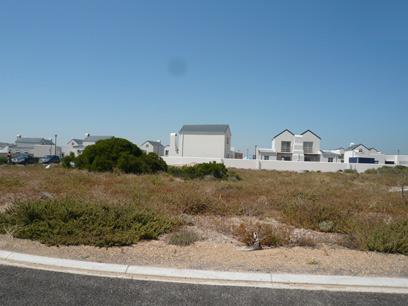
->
[[83, 136, 113, 142], [346, 144, 370, 151], [142, 140, 164, 147], [15, 137, 54, 145], [69, 139, 83, 145], [179, 124, 230, 134], [272, 129, 294, 139], [301, 129, 321, 140]]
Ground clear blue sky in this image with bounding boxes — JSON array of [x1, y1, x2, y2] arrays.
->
[[1, 0, 407, 153]]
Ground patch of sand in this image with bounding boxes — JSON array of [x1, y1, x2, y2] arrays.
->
[[1, 234, 407, 277]]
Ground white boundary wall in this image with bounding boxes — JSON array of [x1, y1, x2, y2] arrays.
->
[[163, 157, 391, 173]]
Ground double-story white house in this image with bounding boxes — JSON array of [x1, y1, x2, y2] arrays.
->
[[64, 134, 113, 156], [13, 135, 62, 157], [256, 129, 321, 161], [168, 124, 232, 158], [140, 140, 165, 156]]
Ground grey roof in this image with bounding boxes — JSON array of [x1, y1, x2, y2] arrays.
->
[[72, 139, 83, 145], [346, 144, 369, 151], [179, 124, 230, 134], [301, 129, 321, 140], [142, 140, 164, 147], [15, 137, 54, 145], [83, 136, 113, 142], [272, 129, 294, 139]]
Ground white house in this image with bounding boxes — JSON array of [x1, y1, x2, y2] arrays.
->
[[168, 124, 232, 158], [13, 135, 62, 158], [257, 129, 321, 161], [343, 143, 398, 165], [140, 140, 165, 156], [0, 143, 13, 157], [64, 134, 113, 156]]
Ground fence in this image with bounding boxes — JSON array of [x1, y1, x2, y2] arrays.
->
[[162, 156, 389, 173]]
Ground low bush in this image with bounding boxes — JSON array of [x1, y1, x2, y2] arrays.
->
[[168, 228, 200, 246], [0, 199, 175, 247], [62, 153, 76, 168], [0, 156, 7, 165], [281, 193, 348, 232], [366, 220, 408, 255], [233, 223, 290, 247], [168, 162, 239, 180]]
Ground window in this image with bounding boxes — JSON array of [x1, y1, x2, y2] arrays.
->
[[226, 137, 229, 145], [264, 155, 269, 160], [328, 157, 334, 163], [303, 142, 313, 154], [165, 150, 169, 156], [281, 141, 291, 153]]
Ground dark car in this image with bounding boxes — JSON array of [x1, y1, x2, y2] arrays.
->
[[39, 155, 60, 164], [11, 154, 37, 165]]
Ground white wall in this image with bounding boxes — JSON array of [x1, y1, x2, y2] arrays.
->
[[179, 133, 228, 158], [14, 144, 62, 158], [162, 156, 397, 173], [272, 130, 293, 152], [301, 131, 321, 154]]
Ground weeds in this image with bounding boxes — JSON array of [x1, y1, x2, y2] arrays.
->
[[168, 228, 200, 246]]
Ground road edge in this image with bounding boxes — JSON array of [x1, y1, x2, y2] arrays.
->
[[0, 249, 407, 294]]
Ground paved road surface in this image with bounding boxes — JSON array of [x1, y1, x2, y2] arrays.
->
[[0, 265, 406, 305]]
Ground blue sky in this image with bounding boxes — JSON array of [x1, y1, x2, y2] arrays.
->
[[1, 0, 407, 153]]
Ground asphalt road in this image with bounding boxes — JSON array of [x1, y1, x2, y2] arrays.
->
[[0, 265, 406, 305]]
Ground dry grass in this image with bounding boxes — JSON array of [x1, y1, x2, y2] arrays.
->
[[0, 165, 407, 253]]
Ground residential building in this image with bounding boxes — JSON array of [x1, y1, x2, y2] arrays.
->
[[64, 134, 113, 156], [256, 129, 321, 161], [343, 143, 400, 165], [168, 124, 232, 158], [140, 140, 165, 156], [13, 135, 61, 158], [0, 143, 13, 157]]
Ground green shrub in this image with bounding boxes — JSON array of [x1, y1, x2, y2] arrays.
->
[[0, 156, 7, 165], [71, 138, 167, 174], [168, 162, 233, 180], [282, 193, 347, 232], [62, 153, 76, 168], [366, 220, 408, 255], [168, 229, 200, 246], [0, 199, 175, 247]]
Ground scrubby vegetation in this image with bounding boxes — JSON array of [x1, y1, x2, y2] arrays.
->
[[0, 156, 7, 165], [168, 162, 240, 180], [168, 228, 200, 246], [0, 166, 407, 255], [233, 222, 290, 247], [0, 199, 175, 247], [63, 137, 167, 174]]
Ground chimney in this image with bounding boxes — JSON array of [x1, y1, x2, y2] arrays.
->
[[169, 133, 178, 156]]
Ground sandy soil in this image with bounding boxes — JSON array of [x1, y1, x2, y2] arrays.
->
[[1, 231, 407, 277]]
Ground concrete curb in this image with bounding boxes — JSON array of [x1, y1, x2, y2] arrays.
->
[[1, 250, 407, 293]]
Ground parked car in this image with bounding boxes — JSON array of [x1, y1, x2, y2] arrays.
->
[[11, 154, 37, 165], [39, 155, 60, 164]]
